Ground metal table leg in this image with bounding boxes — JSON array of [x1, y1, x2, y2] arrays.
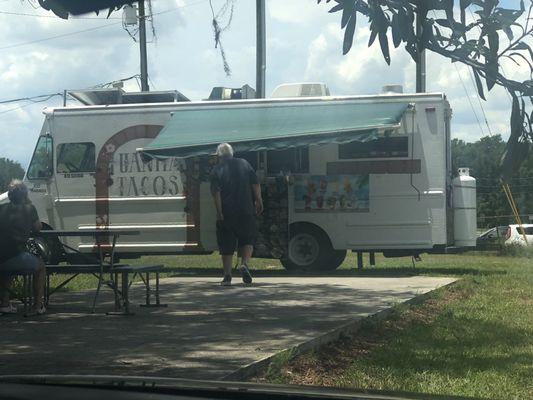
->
[[140, 272, 151, 307], [107, 271, 134, 316], [140, 272, 167, 308], [91, 242, 105, 313]]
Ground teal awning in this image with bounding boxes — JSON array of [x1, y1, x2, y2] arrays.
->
[[140, 99, 409, 158]]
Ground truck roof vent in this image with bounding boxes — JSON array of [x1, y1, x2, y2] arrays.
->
[[381, 84, 403, 94], [207, 84, 256, 100], [271, 83, 330, 98]]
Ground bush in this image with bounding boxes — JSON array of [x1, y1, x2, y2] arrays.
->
[[499, 243, 533, 257]]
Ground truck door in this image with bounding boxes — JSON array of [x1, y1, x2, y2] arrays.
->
[[25, 134, 56, 227], [53, 141, 99, 252]]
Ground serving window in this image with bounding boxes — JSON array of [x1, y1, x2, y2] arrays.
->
[[267, 147, 309, 175], [56, 142, 96, 173], [339, 136, 409, 159]]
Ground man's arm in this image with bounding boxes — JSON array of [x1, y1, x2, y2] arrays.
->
[[247, 161, 263, 216], [210, 170, 224, 221], [30, 205, 42, 233], [213, 190, 224, 221], [252, 184, 263, 216]]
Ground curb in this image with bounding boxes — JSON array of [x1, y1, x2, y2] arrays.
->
[[222, 279, 459, 382]]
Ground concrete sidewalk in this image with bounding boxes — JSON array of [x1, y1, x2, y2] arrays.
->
[[0, 276, 455, 379]]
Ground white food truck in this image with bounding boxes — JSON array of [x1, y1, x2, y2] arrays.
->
[[1, 84, 477, 270]]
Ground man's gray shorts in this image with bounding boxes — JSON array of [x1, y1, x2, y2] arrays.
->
[[0, 252, 41, 275]]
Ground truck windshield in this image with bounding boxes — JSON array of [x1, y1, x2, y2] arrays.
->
[[27, 135, 53, 179]]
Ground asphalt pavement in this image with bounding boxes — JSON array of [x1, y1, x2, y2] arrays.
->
[[0, 275, 456, 379]]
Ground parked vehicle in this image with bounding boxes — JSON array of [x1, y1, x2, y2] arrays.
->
[[505, 224, 533, 247], [0, 83, 477, 270], [476, 226, 509, 250]]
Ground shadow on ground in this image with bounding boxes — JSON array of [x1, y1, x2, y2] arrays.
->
[[0, 276, 455, 380], [164, 267, 506, 277]]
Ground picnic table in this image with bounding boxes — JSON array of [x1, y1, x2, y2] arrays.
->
[[39, 229, 166, 315]]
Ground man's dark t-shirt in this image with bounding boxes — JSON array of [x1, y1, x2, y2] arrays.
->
[[0, 202, 40, 263], [210, 157, 259, 217]]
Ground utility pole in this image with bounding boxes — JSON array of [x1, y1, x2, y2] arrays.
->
[[138, 0, 149, 92], [256, 0, 266, 98], [415, 9, 426, 93]]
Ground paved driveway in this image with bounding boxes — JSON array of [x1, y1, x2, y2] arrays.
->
[[0, 276, 455, 379]]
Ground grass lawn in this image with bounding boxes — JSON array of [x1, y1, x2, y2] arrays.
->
[[252, 252, 533, 400], [44, 251, 532, 398]]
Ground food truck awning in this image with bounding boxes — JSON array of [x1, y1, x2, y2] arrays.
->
[[139, 100, 410, 158]]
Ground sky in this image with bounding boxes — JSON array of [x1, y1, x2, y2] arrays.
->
[[0, 0, 530, 167]]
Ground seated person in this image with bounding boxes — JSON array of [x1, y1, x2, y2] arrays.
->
[[0, 180, 46, 315]]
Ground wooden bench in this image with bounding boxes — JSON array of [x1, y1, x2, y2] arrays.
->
[[45, 264, 124, 309], [110, 264, 166, 315]]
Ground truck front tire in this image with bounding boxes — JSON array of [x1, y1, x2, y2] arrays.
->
[[36, 226, 64, 265], [281, 224, 346, 271]]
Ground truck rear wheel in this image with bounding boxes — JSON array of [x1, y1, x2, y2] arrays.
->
[[281, 224, 346, 271]]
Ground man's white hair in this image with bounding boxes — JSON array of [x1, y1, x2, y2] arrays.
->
[[216, 143, 234, 157]]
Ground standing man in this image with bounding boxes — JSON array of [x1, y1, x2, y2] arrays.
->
[[210, 143, 263, 286]]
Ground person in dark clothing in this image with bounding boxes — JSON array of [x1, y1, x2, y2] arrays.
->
[[210, 143, 263, 286], [0, 180, 46, 315]]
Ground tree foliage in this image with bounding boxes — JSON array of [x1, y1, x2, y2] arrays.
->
[[0, 158, 25, 193], [320, 0, 533, 179], [35, 0, 133, 18]]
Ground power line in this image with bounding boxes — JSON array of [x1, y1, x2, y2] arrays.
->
[[0, 22, 122, 51], [0, 93, 62, 105], [429, 9, 486, 137], [454, 63, 486, 137], [0, 74, 141, 116], [0, 94, 62, 115]]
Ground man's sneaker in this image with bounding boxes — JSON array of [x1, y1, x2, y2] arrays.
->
[[35, 304, 46, 316], [26, 304, 46, 317], [239, 264, 253, 285], [220, 275, 232, 286], [0, 303, 17, 314]]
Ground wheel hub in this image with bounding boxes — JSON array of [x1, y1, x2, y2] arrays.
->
[[289, 233, 319, 266]]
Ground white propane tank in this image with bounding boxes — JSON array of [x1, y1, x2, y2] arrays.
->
[[453, 167, 477, 247]]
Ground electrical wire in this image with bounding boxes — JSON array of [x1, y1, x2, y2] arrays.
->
[[454, 63, 486, 137], [0, 94, 62, 115], [0, 93, 62, 105], [0, 22, 123, 51], [0, 74, 141, 116]]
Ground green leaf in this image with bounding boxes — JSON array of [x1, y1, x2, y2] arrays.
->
[[512, 42, 533, 61], [343, 12, 357, 54], [472, 68, 486, 100], [485, 60, 498, 91], [368, 26, 378, 47], [328, 3, 344, 13], [435, 18, 451, 28], [391, 12, 402, 48], [379, 31, 390, 64], [503, 26, 514, 41], [460, 0, 472, 26], [341, 0, 355, 28], [488, 31, 499, 57]]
